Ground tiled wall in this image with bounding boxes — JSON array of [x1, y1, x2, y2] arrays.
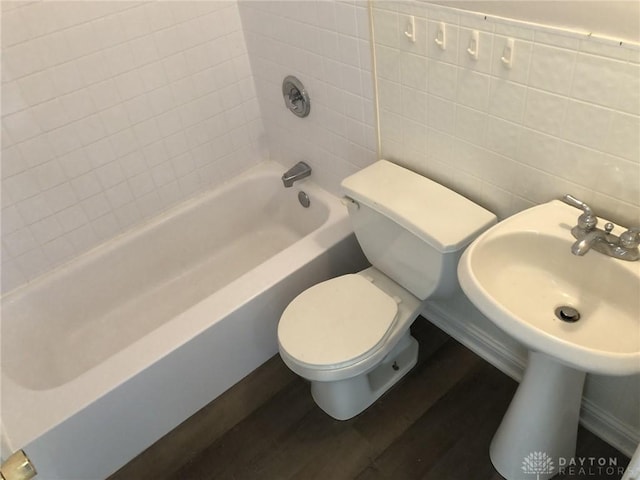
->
[[1, 1, 264, 293], [374, 1, 640, 228], [238, 0, 377, 195]]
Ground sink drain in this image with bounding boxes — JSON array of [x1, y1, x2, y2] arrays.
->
[[555, 306, 581, 323]]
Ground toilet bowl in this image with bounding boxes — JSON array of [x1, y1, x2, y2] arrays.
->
[[277, 160, 496, 420], [278, 267, 422, 419]]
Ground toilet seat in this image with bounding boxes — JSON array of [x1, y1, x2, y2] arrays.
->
[[278, 274, 399, 370]]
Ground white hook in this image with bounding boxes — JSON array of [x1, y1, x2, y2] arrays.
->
[[467, 30, 479, 59], [434, 22, 446, 50], [501, 38, 514, 68], [404, 15, 416, 43]]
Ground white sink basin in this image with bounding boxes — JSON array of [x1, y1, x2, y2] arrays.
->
[[458, 199, 640, 376], [457, 199, 640, 480]]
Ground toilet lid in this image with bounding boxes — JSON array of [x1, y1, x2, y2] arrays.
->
[[278, 274, 399, 368]]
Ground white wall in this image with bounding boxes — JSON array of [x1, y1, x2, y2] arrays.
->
[[431, 1, 640, 44], [373, 0, 639, 455], [1, 1, 265, 293], [238, 0, 377, 195]]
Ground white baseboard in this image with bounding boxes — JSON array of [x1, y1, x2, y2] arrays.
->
[[422, 302, 639, 458]]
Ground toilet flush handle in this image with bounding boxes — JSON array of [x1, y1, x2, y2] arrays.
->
[[341, 196, 360, 209]]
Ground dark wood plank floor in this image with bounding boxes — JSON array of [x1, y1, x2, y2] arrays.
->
[[110, 319, 630, 480]]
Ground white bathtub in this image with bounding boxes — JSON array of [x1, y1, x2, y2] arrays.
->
[[1, 161, 366, 479]]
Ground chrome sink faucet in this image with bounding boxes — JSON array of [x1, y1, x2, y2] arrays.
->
[[281, 161, 311, 187], [563, 194, 639, 261]]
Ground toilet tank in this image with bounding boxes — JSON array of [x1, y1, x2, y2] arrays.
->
[[341, 160, 496, 300]]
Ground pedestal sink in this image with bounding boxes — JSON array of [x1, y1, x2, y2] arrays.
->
[[457, 199, 640, 480]]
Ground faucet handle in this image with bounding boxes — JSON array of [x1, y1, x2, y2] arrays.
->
[[563, 194, 597, 231], [620, 227, 640, 249]]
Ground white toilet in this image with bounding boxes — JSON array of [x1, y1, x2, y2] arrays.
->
[[278, 160, 496, 420]]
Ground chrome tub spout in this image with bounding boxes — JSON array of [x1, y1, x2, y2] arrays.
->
[[282, 161, 312, 187]]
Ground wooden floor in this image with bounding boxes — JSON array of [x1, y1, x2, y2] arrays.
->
[[110, 319, 629, 480]]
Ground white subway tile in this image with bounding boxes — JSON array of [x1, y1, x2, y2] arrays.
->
[[32, 160, 66, 191], [58, 148, 92, 179], [65, 22, 102, 60], [427, 59, 457, 100], [145, 2, 175, 32], [91, 212, 121, 241], [109, 129, 139, 158], [105, 181, 134, 210], [18, 71, 57, 106], [455, 106, 488, 146], [118, 5, 153, 41], [2, 40, 46, 80], [71, 172, 103, 201], [30, 215, 63, 245], [606, 112, 640, 163], [529, 44, 576, 95], [42, 236, 75, 265], [138, 62, 169, 91], [85, 138, 117, 168], [18, 136, 55, 168], [31, 99, 71, 132], [2, 109, 42, 143], [113, 70, 147, 101], [1, 146, 26, 179], [457, 68, 490, 111], [3, 170, 40, 203], [400, 52, 428, 91], [87, 80, 122, 111], [1, 205, 25, 235], [485, 117, 521, 159], [44, 182, 78, 213], [16, 193, 53, 224], [100, 104, 131, 136], [74, 115, 107, 147], [523, 89, 567, 137], [562, 100, 612, 151], [372, 8, 399, 49], [1, 7, 31, 46], [129, 172, 157, 199], [50, 61, 85, 96], [1, 82, 28, 116], [3, 227, 38, 258], [615, 62, 640, 116], [91, 14, 125, 49], [143, 140, 170, 167], [46, 123, 82, 157], [488, 77, 527, 123], [124, 96, 155, 125], [36, 31, 74, 69]]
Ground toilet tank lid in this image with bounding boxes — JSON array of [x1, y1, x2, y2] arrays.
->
[[341, 160, 497, 252]]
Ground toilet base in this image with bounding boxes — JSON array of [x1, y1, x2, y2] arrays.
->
[[310, 331, 418, 420]]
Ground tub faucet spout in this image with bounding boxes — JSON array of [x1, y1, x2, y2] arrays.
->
[[282, 161, 311, 187]]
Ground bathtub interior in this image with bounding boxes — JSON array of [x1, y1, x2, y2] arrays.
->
[[1, 163, 330, 391]]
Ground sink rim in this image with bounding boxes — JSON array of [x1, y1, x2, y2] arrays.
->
[[458, 200, 640, 376]]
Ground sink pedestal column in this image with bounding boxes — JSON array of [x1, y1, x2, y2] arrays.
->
[[490, 351, 586, 480]]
